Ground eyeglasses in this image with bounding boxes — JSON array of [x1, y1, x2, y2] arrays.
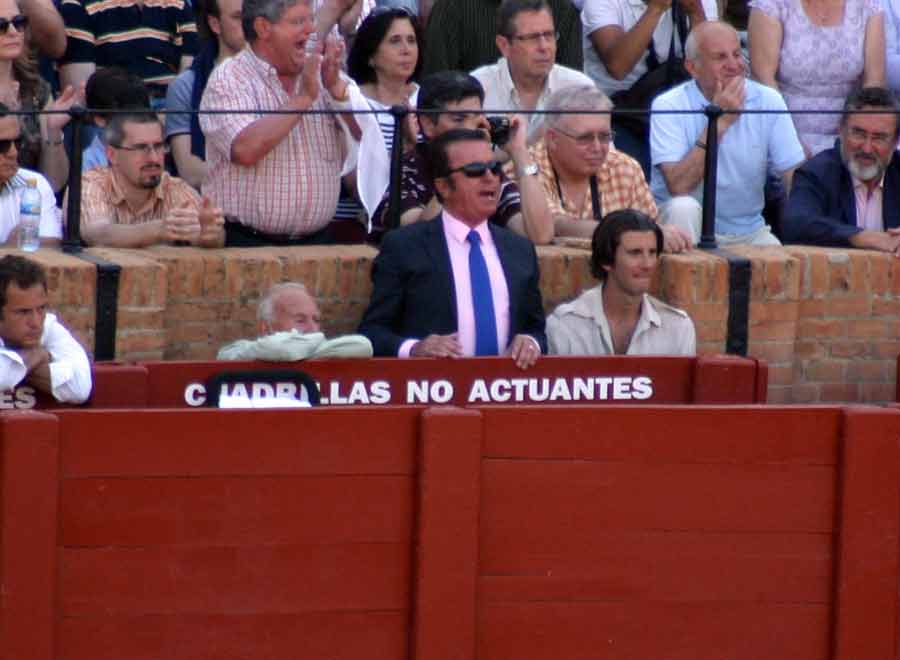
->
[[445, 160, 503, 178], [0, 15, 28, 34], [846, 126, 895, 148], [110, 141, 170, 155], [0, 136, 23, 154], [507, 30, 558, 44], [553, 126, 615, 148]]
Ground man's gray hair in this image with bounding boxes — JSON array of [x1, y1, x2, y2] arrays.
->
[[257, 282, 311, 322], [541, 84, 612, 134], [684, 21, 739, 62], [242, 0, 306, 42]]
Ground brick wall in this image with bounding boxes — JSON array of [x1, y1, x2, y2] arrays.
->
[[13, 243, 900, 404]]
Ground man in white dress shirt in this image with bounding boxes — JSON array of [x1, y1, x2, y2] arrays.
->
[[0, 255, 92, 403]]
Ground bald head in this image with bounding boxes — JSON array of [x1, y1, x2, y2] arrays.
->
[[685, 21, 740, 62], [683, 21, 745, 100], [257, 283, 321, 336]]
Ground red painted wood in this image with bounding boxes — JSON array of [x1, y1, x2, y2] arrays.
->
[[692, 354, 764, 403], [61, 476, 413, 546], [480, 406, 842, 462], [57, 611, 407, 660], [479, 602, 829, 660], [413, 407, 483, 660], [56, 408, 418, 477], [833, 407, 900, 660], [0, 411, 60, 660], [59, 544, 409, 615]]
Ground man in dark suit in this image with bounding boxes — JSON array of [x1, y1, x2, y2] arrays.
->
[[359, 128, 546, 369], [784, 87, 900, 255]]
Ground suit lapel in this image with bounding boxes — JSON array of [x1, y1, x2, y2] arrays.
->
[[839, 166, 857, 227], [886, 157, 900, 230], [424, 215, 459, 325]]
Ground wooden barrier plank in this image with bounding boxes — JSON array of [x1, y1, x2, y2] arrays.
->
[[59, 543, 409, 615], [0, 411, 60, 660], [58, 611, 407, 660], [57, 408, 418, 477], [833, 407, 900, 660], [480, 531, 832, 603], [481, 460, 835, 532], [479, 602, 829, 660], [691, 355, 766, 403], [481, 406, 842, 462], [61, 476, 413, 547], [413, 407, 483, 660]]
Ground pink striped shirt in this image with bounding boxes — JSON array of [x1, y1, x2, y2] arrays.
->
[[852, 175, 885, 232], [199, 47, 345, 236]]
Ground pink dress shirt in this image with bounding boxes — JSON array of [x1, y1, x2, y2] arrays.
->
[[853, 175, 885, 232], [399, 212, 511, 357]]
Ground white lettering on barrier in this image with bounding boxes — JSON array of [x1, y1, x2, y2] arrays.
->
[[0, 386, 37, 409], [405, 379, 454, 404], [466, 376, 655, 403], [185, 382, 207, 406]]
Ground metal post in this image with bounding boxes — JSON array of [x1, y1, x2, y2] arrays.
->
[[385, 104, 407, 231], [699, 103, 721, 250], [62, 105, 86, 254]]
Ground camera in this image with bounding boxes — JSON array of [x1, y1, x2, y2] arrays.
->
[[487, 116, 511, 147]]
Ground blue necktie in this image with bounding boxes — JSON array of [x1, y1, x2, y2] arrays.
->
[[467, 230, 499, 356]]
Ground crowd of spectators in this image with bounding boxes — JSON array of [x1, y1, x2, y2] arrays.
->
[[0, 0, 895, 368]]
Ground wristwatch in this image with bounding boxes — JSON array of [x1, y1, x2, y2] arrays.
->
[[518, 162, 539, 178]]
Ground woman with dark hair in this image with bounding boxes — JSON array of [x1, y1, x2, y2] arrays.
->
[[347, 6, 421, 152]]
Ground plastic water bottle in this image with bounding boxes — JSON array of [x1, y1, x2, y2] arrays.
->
[[18, 178, 40, 252]]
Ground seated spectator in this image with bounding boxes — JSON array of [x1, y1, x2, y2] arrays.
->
[[650, 21, 804, 246], [359, 128, 546, 368], [508, 84, 690, 252], [82, 67, 151, 172], [784, 87, 900, 253], [749, 0, 884, 157], [547, 209, 696, 355], [471, 0, 593, 140], [0, 102, 60, 246], [336, 4, 423, 242], [422, 0, 582, 76], [372, 71, 553, 244], [218, 282, 373, 360], [58, 0, 198, 105], [199, 0, 361, 247], [581, 0, 715, 174], [0, 255, 92, 403], [0, 0, 81, 193], [76, 113, 225, 248], [165, 0, 245, 190]]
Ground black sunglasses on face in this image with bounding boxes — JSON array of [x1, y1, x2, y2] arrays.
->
[[445, 160, 503, 178], [0, 15, 28, 34], [0, 137, 24, 154]]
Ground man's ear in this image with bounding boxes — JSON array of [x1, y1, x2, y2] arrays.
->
[[208, 14, 222, 37], [496, 33, 511, 60], [433, 175, 451, 201]]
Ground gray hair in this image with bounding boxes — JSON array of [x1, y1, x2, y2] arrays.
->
[[242, 0, 307, 42], [257, 282, 311, 322], [684, 21, 739, 62], [104, 112, 161, 147], [541, 84, 612, 135]]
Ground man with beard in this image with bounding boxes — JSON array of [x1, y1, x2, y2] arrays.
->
[[784, 88, 900, 254], [78, 112, 225, 248]]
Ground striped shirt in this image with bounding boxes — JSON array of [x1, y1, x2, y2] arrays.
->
[[422, 0, 583, 76], [199, 47, 346, 237], [60, 0, 198, 95], [79, 168, 199, 231]]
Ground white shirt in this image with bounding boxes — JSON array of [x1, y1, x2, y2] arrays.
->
[[0, 168, 62, 242], [581, 0, 718, 96], [472, 58, 595, 138], [0, 313, 92, 403]]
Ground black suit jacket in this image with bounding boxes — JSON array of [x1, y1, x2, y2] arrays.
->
[[783, 142, 900, 246], [358, 215, 547, 357]]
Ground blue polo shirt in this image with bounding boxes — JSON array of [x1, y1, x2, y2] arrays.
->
[[650, 78, 804, 236]]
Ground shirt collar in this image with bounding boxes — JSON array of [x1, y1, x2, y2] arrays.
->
[[442, 210, 491, 246], [569, 283, 661, 330], [0, 170, 27, 195], [852, 172, 886, 192]]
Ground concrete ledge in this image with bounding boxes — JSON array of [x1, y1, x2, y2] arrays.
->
[[12, 243, 900, 404]]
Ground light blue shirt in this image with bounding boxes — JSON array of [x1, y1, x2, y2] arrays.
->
[[649, 78, 804, 235], [82, 132, 108, 172]]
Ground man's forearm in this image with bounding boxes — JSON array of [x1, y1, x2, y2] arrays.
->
[[230, 100, 310, 166], [512, 164, 553, 245], [82, 221, 165, 248]]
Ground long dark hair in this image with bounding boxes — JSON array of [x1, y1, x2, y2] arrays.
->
[[347, 8, 422, 85]]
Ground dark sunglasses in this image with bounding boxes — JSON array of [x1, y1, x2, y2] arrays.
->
[[0, 137, 24, 154], [445, 160, 503, 178], [0, 15, 28, 34]]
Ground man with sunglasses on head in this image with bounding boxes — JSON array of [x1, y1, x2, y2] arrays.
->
[[76, 113, 225, 248], [784, 88, 900, 255], [0, 103, 61, 247], [359, 128, 546, 369], [372, 70, 553, 244], [471, 0, 593, 141]]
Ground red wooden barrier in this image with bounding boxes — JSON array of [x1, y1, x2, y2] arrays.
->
[[5, 404, 900, 660]]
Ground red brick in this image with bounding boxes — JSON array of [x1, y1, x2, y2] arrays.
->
[[749, 301, 798, 322], [819, 383, 861, 403], [805, 360, 846, 381], [846, 361, 888, 383], [872, 298, 900, 316], [870, 254, 892, 291], [795, 340, 827, 359], [825, 297, 871, 317], [797, 319, 846, 339], [790, 384, 820, 403], [827, 252, 852, 294], [749, 321, 797, 341], [830, 341, 869, 359], [861, 382, 896, 403], [798, 299, 826, 317], [848, 252, 870, 293], [766, 364, 794, 386], [872, 341, 900, 359], [847, 320, 889, 339]]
